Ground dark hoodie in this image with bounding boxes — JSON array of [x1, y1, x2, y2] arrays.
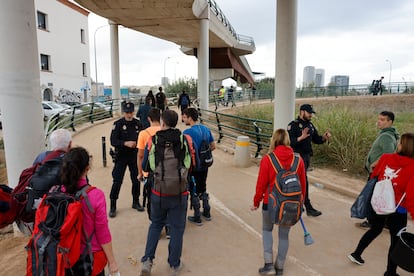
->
[[253, 145, 307, 207]]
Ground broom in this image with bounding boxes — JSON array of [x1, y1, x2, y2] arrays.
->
[[300, 217, 314, 246]]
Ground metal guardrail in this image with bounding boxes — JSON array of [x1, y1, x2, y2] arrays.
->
[[207, 0, 255, 48], [197, 107, 273, 158], [44, 100, 122, 140]]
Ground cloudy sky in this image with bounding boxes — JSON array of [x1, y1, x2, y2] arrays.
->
[[87, 0, 414, 87]]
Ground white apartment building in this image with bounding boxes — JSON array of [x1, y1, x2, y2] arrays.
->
[[35, 0, 90, 103]]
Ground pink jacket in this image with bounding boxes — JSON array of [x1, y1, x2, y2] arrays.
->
[[77, 178, 112, 252]]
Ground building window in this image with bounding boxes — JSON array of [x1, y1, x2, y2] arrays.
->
[[82, 62, 87, 77], [37, 11, 47, 30], [81, 29, 86, 44], [40, 54, 50, 71]]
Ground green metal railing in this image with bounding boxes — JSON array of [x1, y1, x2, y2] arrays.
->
[[197, 107, 273, 157]]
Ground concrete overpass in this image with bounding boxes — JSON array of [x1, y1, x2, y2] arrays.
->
[[1, 0, 297, 191], [74, 0, 256, 110]]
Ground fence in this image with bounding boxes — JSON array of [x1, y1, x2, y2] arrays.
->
[[197, 107, 273, 158]]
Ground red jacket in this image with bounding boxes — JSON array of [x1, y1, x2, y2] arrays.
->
[[253, 145, 307, 208], [371, 153, 414, 217]]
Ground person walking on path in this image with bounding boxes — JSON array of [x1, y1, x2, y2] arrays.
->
[[251, 129, 307, 276], [146, 90, 156, 107], [109, 101, 144, 217], [359, 111, 399, 228], [287, 104, 331, 217], [177, 90, 191, 118], [140, 110, 193, 276], [155, 86, 167, 112], [225, 85, 235, 107], [348, 133, 414, 276], [218, 86, 225, 106], [137, 97, 153, 129], [182, 108, 215, 225], [62, 147, 119, 276]]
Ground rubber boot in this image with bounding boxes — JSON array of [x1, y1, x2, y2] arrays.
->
[[109, 199, 117, 218], [202, 192, 211, 220], [187, 194, 202, 225]]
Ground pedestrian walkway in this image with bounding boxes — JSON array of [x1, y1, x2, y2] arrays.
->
[[64, 110, 412, 275]]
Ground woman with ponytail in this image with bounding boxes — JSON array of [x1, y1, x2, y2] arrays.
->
[[62, 147, 119, 276]]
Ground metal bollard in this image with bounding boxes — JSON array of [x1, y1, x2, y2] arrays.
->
[[234, 136, 251, 168], [102, 136, 107, 167]]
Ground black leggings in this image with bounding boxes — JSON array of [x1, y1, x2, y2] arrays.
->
[[353, 212, 407, 274]]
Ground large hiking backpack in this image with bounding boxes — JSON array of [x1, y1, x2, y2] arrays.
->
[[0, 184, 14, 229], [148, 129, 191, 195], [9, 151, 63, 224], [267, 153, 302, 226], [26, 185, 95, 276], [180, 95, 189, 106]]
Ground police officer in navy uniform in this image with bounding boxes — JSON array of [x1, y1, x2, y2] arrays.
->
[[287, 104, 331, 217], [109, 101, 144, 217]]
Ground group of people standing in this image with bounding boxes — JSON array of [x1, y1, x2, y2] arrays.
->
[[217, 85, 236, 107], [108, 94, 215, 276], [252, 104, 414, 276]]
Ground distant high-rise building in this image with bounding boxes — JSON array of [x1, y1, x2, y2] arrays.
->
[[315, 69, 325, 87], [303, 66, 316, 87], [330, 75, 349, 87]]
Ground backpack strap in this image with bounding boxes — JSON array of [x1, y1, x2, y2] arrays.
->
[[75, 184, 95, 213], [268, 152, 299, 173]]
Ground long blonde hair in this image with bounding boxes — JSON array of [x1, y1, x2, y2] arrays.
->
[[269, 128, 290, 152]]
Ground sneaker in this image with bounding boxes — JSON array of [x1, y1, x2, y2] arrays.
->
[[358, 220, 371, 228], [140, 259, 153, 276], [306, 208, 322, 217], [276, 268, 284, 276], [171, 261, 183, 276], [109, 209, 116, 218], [258, 263, 276, 275], [384, 271, 400, 276], [187, 216, 203, 226], [202, 210, 212, 221], [348, 253, 365, 265]]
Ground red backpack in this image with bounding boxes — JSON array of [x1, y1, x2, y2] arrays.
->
[[0, 184, 14, 229], [26, 185, 95, 276]]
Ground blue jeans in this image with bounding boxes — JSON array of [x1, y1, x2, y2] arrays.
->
[[141, 193, 188, 268]]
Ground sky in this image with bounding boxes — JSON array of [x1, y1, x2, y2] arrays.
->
[[87, 0, 414, 87]]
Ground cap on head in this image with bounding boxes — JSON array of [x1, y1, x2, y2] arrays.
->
[[300, 104, 316, 114], [122, 101, 134, 113]]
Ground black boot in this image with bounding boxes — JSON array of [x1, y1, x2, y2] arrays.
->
[[109, 199, 117, 218], [132, 198, 145, 212], [306, 204, 322, 217]]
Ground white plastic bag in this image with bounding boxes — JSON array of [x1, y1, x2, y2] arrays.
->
[[371, 178, 405, 215]]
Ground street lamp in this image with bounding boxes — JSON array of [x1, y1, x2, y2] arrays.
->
[[385, 59, 392, 93], [163, 56, 171, 86], [94, 25, 109, 98]]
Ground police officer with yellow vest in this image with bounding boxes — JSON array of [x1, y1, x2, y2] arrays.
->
[[109, 101, 143, 217]]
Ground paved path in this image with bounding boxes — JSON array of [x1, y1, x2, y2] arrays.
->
[[70, 115, 412, 276]]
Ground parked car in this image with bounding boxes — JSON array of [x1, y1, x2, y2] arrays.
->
[[42, 101, 65, 119], [59, 103, 83, 115]]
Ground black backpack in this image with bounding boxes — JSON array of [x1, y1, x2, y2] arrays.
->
[[267, 153, 302, 226], [198, 139, 213, 169], [26, 155, 63, 213]]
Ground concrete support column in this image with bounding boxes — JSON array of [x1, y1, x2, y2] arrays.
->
[[274, 0, 298, 130], [109, 20, 121, 115], [198, 18, 210, 110], [0, 0, 44, 187]]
